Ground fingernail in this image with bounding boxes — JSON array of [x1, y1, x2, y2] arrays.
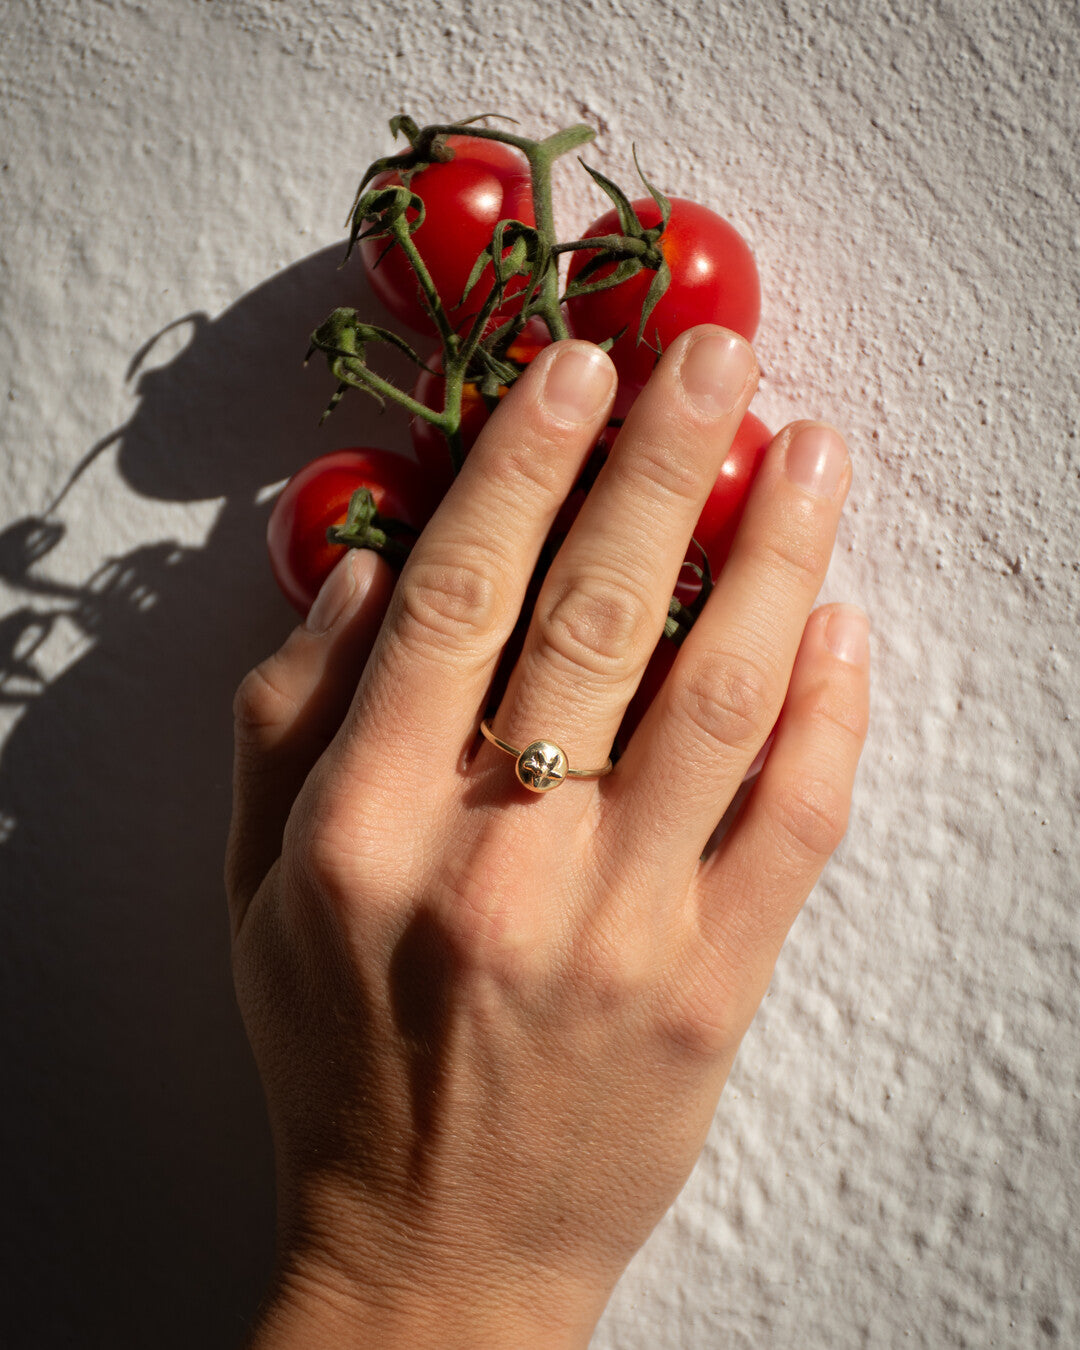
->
[[824, 606, 869, 664], [785, 424, 848, 497], [678, 330, 756, 417], [541, 344, 615, 424], [305, 549, 369, 634]]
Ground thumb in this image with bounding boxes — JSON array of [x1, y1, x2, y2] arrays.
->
[[226, 548, 396, 929]]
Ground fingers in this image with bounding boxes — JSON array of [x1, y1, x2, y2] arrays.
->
[[323, 340, 616, 791], [692, 603, 870, 994], [610, 421, 851, 863], [486, 327, 758, 778], [226, 548, 396, 930]]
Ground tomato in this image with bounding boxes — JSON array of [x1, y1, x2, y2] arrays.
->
[[360, 135, 535, 335], [675, 411, 772, 603], [566, 197, 760, 420], [410, 315, 557, 488], [267, 448, 438, 614]]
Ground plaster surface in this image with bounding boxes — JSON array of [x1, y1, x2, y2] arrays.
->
[[0, 1, 1077, 1346]]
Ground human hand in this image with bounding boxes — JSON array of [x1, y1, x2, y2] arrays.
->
[[227, 327, 869, 1348]]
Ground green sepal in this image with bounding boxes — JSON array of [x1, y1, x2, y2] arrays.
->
[[327, 485, 417, 569], [636, 253, 672, 343], [458, 220, 543, 309], [631, 143, 672, 232], [307, 308, 425, 421], [345, 186, 426, 263], [576, 159, 646, 237], [561, 252, 644, 300], [387, 113, 422, 144], [661, 537, 714, 643]]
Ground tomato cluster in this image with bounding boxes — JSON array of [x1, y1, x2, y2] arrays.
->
[[268, 123, 773, 758]]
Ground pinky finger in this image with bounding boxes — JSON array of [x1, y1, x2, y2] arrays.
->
[[696, 603, 870, 972]]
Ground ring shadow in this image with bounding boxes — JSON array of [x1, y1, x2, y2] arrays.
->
[[0, 246, 419, 1347]]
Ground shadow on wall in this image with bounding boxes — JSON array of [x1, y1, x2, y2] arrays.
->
[[0, 247, 418, 1347]]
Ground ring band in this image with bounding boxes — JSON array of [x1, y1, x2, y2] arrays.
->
[[479, 718, 613, 793]]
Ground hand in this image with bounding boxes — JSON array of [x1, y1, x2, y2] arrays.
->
[[226, 327, 870, 1349]]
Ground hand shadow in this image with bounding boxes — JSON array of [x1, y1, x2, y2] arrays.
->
[[0, 246, 418, 1348]]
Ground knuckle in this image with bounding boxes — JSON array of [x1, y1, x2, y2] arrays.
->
[[232, 660, 298, 735], [398, 548, 506, 648], [289, 805, 359, 904], [663, 999, 738, 1060], [677, 649, 773, 754], [539, 570, 654, 680], [746, 528, 833, 593], [657, 958, 743, 1060], [486, 428, 574, 503], [619, 435, 705, 506], [808, 693, 870, 747], [572, 905, 653, 1009], [768, 776, 851, 860]]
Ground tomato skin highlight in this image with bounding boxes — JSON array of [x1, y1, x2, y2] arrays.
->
[[566, 196, 761, 420], [267, 448, 437, 615], [410, 315, 556, 490], [360, 135, 536, 335]]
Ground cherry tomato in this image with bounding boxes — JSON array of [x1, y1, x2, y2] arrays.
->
[[410, 315, 556, 489], [267, 448, 438, 614], [566, 196, 760, 420], [675, 410, 772, 603], [360, 135, 535, 335]]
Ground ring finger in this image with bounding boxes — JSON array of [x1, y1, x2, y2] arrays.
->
[[613, 419, 852, 863], [483, 325, 758, 790]]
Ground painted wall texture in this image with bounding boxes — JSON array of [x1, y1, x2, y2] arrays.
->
[[1, 1, 1076, 1345]]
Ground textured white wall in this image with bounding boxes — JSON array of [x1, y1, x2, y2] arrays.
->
[[1, 1, 1077, 1345]]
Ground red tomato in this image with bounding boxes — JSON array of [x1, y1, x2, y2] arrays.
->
[[410, 315, 556, 488], [267, 448, 438, 614], [360, 135, 535, 335], [675, 411, 773, 603], [566, 196, 760, 420]]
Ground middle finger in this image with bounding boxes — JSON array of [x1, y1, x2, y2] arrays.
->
[[483, 326, 758, 786]]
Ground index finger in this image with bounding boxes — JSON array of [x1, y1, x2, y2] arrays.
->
[[323, 340, 616, 794]]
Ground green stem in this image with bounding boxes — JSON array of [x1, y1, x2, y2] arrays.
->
[[328, 489, 418, 569], [328, 353, 456, 431], [320, 120, 600, 475], [389, 216, 457, 348], [419, 122, 596, 343]]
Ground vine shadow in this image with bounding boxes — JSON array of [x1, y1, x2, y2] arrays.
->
[[0, 246, 417, 1347]]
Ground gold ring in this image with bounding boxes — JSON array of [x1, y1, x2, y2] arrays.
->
[[479, 718, 613, 793]]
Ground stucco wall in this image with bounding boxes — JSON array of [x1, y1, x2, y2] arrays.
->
[[1, 1, 1077, 1345]]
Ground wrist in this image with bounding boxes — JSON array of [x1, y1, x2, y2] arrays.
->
[[245, 1256, 601, 1350]]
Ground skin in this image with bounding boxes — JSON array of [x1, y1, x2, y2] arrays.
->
[[226, 326, 870, 1348]]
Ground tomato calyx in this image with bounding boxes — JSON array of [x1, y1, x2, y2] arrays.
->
[[346, 111, 518, 219], [327, 484, 419, 569], [664, 541, 714, 644], [558, 148, 673, 347]]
